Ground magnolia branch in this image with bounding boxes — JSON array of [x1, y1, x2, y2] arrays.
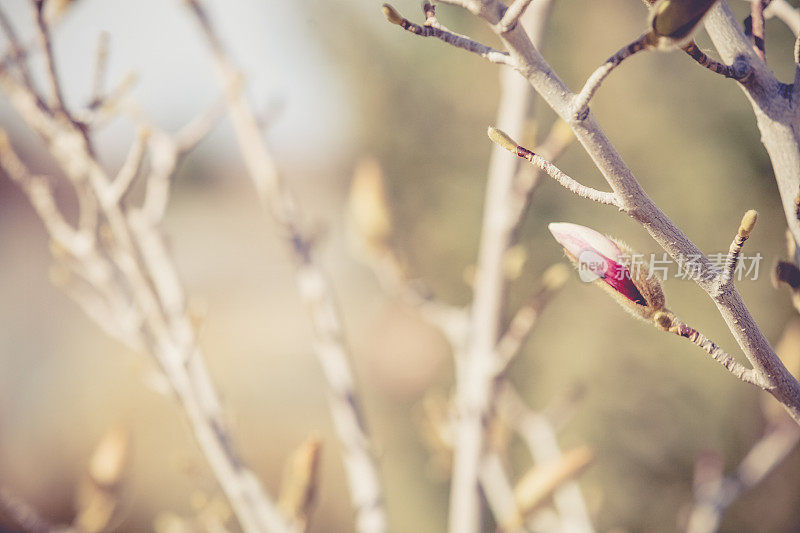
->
[[685, 422, 800, 533], [0, 5, 294, 529], [488, 127, 620, 206], [382, 4, 515, 66], [430, 0, 800, 423], [184, 2, 387, 531]]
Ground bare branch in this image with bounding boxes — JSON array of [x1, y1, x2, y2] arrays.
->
[[488, 127, 620, 206], [88, 31, 110, 108], [681, 41, 751, 80], [0, 488, 59, 533], [30, 0, 67, 114], [108, 126, 149, 205], [497, 385, 594, 532], [0, 41, 292, 533], [748, 0, 772, 61], [764, 0, 800, 35], [493, 263, 569, 375], [572, 34, 650, 120], [685, 423, 800, 533], [0, 5, 43, 107], [497, 0, 536, 33], [653, 311, 769, 388], [184, 1, 388, 531], [382, 4, 516, 66]]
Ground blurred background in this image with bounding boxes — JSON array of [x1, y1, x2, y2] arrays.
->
[[1, 0, 800, 531]]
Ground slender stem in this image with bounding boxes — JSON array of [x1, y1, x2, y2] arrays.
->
[[572, 34, 650, 120], [657, 312, 769, 388], [382, 4, 515, 66], [498, 0, 536, 33], [682, 41, 750, 80], [185, 2, 387, 531], [749, 0, 772, 60], [488, 127, 620, 206], [685, 423, 800, 533]]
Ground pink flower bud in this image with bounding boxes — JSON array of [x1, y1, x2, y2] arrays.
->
[[548, 222, 665, 318]]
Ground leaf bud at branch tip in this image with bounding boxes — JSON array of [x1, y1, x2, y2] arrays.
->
[[382, 4, 404, 26], [739, 210, 758, 239], [487, 126, 518, 154]]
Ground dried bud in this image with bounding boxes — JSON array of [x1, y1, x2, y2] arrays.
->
[[279, 436, 322, 525], [348, 156, 393, 255], [89, 425, 130, 487], [503, 245, 527, 280], [647, 0, 719, 49], [381, 4, 405, 26], [504, 446, 595, 529], [548, 222, 665, 320], [739, 210, 758, 239]]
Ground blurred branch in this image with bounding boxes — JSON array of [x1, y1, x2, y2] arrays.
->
[[502, 446, 594, 531], [279, 437, 322, 532], [183, 2, 387, 532], [0, 488, 60, 533], [446, 0, 554, 528], [493, 264, 569, 376], [498, 384, 594, 533], [88, 31, 109, 109], [685, 422, 800, 533], [747, 0, 772, 61], [762, 0, 800, 35], [0, 6, 293, 531], [73, 425, 130, 533]]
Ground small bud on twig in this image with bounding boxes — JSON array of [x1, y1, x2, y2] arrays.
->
[[279, 436, 322, 527], [382, 4, 405, 26], [502, 446, 595, 529], [488, 126, 518, 154], [739, 209, 758, 239]]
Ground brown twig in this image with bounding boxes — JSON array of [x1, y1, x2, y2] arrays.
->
[[382, 4, 515, 66]]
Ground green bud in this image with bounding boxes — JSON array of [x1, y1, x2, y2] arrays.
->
[[487, 126, 518, 154]]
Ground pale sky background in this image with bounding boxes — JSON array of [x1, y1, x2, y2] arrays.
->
[[0, 0, 353, 163]]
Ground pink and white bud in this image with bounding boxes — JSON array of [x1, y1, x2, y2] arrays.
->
[[548, 222, 665, 318]]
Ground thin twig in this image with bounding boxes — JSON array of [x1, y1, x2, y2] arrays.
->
[[0, 24, 292, 531], [31, 0, 67, 114], [184, 2, 387, 531], [88, 31, 110, 109], [498, 385, 594, 533], [493, 264, 568, 375], [0, 5, 43, 108], [488, 127, 620, 206], [681, 42, 750, 80], [685, 422, 800, 533], [497, 0, 536, 33], [748, 0, 772, 61], [382, 4, 516, 66], [653, 311, 769, 388], [572, 34, 650, 120], [108, 126, 149, 205]]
